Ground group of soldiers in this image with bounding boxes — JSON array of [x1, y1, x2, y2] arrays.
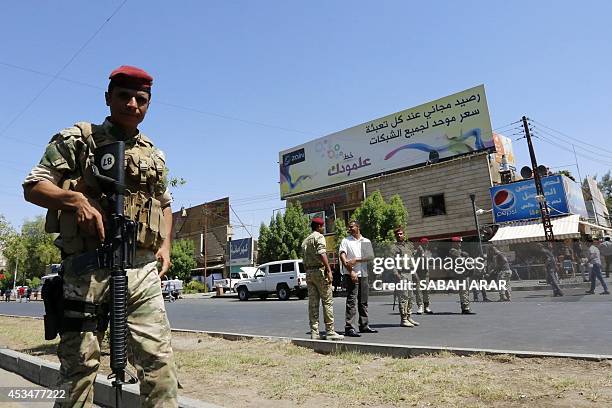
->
[[301, 219, 517, 339]]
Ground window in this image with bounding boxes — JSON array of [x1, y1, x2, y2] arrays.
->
[[298, 263, 305, 274], [268, 264, 281, 273], [230, 273, 240, 279], [255, 267, 266, 277], [282, 262, 295, 272], [420, 194, 446, 217]]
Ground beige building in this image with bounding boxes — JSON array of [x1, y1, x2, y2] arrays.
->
[[289, 151, 497, 243]]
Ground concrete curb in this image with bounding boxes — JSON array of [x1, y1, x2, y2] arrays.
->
[[0, 348, 220, 408], [3, 314, 609, 361], [171, 328, 612, 362]]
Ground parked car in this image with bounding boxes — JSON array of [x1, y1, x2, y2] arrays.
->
[[235, 259, 307, 301]]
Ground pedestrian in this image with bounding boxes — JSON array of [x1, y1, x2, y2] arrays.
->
[[18, 286, 25, 303], [538, 243, 564, 297], [585, 237, 610, 295], [413, 237, 433, 314], [392, 227, 420, 328], [25, 287, 32, 303], [339, 220, 377, 337], [599, 236, 612, 278], [4, 288, 10, 302], [448, 236, 475, 314], [487, 245, 512, 301], [23, 65, 178, 407], [301, 217, 343, 340]]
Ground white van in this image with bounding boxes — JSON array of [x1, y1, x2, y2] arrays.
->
[[235, 259, 307, 301]]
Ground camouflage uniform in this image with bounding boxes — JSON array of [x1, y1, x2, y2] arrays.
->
[[489, 248, 512, 301], [413, 245, 431, 310], [24, 120, 178, 408], [449, 246, 471, 311], [392, 241, 418, 325], [301, 231, 335, 336]]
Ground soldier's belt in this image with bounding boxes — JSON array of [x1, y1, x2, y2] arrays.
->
[[63, 250, 104, 276]]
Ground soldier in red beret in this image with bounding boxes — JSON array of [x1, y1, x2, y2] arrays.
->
[[301, 217, 344, 340], [23, 66, 178, 407]]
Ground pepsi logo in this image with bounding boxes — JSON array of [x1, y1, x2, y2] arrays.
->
[[493, 189, 515, 210]]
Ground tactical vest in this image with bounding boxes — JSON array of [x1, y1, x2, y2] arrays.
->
[[46, 122, 167, 257]]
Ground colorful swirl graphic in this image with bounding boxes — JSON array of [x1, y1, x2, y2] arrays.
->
[[384, 128, 489, 160]]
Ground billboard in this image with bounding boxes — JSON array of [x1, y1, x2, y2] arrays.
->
[[491, 132, 516, 167], [280, 85, 494, 198], [490, 175, 588, 223], [586, 177, 609, 225], [228, 238, 253, 265]]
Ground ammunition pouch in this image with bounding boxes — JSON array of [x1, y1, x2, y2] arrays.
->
[[42, 274, 64, 341], [42, 270, 109, 340], [124, 191, 165, 251]]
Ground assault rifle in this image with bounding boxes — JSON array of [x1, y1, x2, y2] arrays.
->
[[93, 141, 138, 407]]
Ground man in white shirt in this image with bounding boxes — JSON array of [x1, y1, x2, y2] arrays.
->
[[599, 236, 612, 278], [585, 237, 610, 295], [339, 220, 376, 337]]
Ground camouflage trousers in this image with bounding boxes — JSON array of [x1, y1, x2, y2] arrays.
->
[[458, 277, 470, 310], [396, 273, 413, 319], [306, 268, 335, 333], [413, 271, 430, 307], [56, 258, 178, 408], [498, 269, 513, 298]]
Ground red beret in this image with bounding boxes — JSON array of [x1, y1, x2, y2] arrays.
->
[[109, 65, 153, 91], [311, 217, 324, 226], [451, 236, 462, 242], [419, 237, 429, 243]]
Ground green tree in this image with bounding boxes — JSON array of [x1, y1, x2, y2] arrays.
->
[[3, 216, 61, 285], [333, 218, 348, 253], [352, 191, 408, 243], [168, 239, 197, 281], [257, 203, 310, 263], [558, 169, 576, 182]]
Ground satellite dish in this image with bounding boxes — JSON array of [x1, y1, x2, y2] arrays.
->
[[537, 165, 548, 177], [520, 166, 533, 179], [428, 150, 440, 164]]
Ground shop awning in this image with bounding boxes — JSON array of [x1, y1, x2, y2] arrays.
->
[[489, 214, 581, 245]]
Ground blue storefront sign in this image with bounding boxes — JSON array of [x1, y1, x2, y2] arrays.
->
[[228, 238, 253, 265], [490, 175, 587, 223]]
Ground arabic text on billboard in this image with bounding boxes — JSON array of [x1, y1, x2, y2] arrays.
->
[[280, 85, 494, 198], [228, 238, 253, 265], [490, 175, 587, 223]]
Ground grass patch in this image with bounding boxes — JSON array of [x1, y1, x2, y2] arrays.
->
[[0, 316, 610, 407]]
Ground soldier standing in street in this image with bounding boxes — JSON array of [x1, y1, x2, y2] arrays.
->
[[392, 227, 420, 327], [538, 243, 564, 297], [23, 66, 178, 407], [414, 237, 433, 314], [301, 218, 344, 340], [449, 236, 475, 314], [487, 245, 512, 301]]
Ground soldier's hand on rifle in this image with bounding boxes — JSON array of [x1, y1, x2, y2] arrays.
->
[[156, 245, 172, 278], [76, 194, 106, 242]]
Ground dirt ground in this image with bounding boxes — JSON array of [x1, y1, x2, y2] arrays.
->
[[0, 316, 610, 407]]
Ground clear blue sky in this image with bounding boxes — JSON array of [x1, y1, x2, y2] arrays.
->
[[1, 1, 611, 238]]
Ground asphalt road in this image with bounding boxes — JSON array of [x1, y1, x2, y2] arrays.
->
[[2, 288, 611, 356]]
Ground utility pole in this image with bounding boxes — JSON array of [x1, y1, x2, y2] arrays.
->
[[203, 205, 208, 277], [522, 116, 554, 241]]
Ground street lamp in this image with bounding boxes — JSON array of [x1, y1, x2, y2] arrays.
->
[[469, 193, 484, 258]]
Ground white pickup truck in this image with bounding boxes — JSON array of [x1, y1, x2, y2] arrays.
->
[[213, 267, 256, 293], [235, 259, 308, 301]]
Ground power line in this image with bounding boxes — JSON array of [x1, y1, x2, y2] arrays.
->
[[0, 0, 128, 140], [0, 60, 316, 140], [530, 118, 612, 157]]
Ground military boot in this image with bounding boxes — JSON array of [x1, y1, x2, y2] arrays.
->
[[407, 317, 420, 326], [416, 305, 424, 314], [400, 318, 414, 327], [325, 331, 344, 341], [311, 328, 320, 340]]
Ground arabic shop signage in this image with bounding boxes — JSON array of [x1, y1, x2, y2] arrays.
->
[[227, 238, 253, 265], [490, 175, 588, 223], [279, 85, 494, 199]]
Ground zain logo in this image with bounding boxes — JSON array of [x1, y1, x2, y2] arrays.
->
[[493, 189, 515, 210]]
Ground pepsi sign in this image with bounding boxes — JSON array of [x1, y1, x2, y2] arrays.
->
[[489, 175, 584, 223]]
